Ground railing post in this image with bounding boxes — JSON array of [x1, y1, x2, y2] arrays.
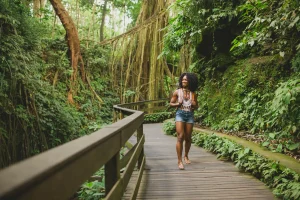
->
[[137, 124, 144, 169], [119, 111, 124, 120], [105, 152, 120, 195], [113, 108, 117, 122]]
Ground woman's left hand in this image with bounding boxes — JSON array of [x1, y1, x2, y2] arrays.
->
[[191, 100, 196, 106]]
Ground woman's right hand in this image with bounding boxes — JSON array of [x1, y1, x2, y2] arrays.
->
[[178, 100, 183, 107]]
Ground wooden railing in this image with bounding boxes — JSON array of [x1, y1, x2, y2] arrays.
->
[[0, 99, 168, 200]]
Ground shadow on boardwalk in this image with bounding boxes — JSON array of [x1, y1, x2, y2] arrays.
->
[[124, 123, 276, 200]]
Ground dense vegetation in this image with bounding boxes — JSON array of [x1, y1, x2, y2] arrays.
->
[[0, 0, 299, 194], [1, 0, 300, 199], [0, 0, 132, 168], [163, 0, 300, 158]]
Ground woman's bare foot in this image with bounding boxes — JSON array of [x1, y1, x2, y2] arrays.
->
[[178, 162, 184, 170], [184, 156, 191, 164]]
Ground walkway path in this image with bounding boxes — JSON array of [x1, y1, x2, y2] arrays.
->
[[123, 123, 276, 199]]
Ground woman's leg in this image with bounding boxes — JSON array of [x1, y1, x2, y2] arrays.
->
[[184, 123, 193, 164], [176, 121, 185, 169]]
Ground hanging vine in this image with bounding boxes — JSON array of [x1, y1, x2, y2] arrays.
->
[[104, 0, 173, 103]]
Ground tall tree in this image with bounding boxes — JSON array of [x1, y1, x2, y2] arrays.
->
[[107, 0, 172, 103], [33, 0, 47, 18], [131, 0, 171, 102], [100, 0, 108, 41], [49, 0, 85, 103]]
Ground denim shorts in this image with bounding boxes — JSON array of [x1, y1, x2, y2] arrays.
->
[[175, 109, 194, 124]]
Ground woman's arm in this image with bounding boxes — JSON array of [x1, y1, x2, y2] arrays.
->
[[170, 90, 182, 107]]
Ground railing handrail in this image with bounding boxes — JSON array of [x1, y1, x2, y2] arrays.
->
[[0, 99, 167, 200], [116, 98, 168, 107]]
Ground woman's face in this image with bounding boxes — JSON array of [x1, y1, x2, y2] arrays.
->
[[182, 75, 188, 88]]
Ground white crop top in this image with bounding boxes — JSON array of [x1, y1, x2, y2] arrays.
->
[[178, 89, 193, 111]]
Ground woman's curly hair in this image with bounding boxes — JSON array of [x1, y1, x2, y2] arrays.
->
[[178, 72, 198, 92]]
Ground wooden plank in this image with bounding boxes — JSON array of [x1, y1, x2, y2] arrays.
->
[[121, 113, 144, 147], [137, 125, 144, 169], [129, 123, 276, 200], [120, 143, 138, 169], [105, 152, 120, 195], [87, 176, 102, 182], [122, 135, 145, 190], [105, 178, 123, 200], [130, 156, 145, 200], [114, 99, 168, 108], [132, 194, 275, 200]]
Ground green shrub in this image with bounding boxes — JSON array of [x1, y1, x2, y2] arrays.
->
[[163, 120, 176, 136], [144, 112, 173, 123], [77, 167, 105, 200]]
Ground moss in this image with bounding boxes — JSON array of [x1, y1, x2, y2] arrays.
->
[[197, 56, 285, 127]]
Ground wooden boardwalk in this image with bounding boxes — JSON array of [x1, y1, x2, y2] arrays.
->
[[123, 123, 276, 200]]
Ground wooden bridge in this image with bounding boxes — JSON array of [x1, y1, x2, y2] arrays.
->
[[0, 100, 275, 200]]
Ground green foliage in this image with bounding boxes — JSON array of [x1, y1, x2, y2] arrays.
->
[[0, 0, 76, 165], [78, 181, 105, 200], [124, 0, 142, 27], [192, 132, 300, 199], [231, 0, 300, 58], [194, 56, 300, 154], [260, 76, 300, 153], [78, 168, 105, 200], [163, 120, 176, 136], [291, 51, 300, 72], [144, 112, 173, 123], [164, 0, 239, 50], [163, 1, 300, 154], [0, 0, 119, 168], [162, 0, 242, 64], [77, 148, 129, 200], [267, 78, 300, 131]]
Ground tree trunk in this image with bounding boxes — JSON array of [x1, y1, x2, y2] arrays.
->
[[49, 0, 85, 104], [87, 3, 96, 48], [100, 0, 108, 42], [178, 43, 191, 74], [134, 0, 170, 101], [33, 0, 47, 18], [51, 11, 57, 38]]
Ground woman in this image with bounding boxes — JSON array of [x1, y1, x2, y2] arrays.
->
[[170, 73, 198, 170]]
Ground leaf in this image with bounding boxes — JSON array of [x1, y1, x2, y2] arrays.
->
[[244, 148, 250, 154], [276, 144, 283, 152], [288, 16, 299, 28], [279, 51, 285, 57], [287, 143, 300, 151], [284, 92, 291, 104], [92, 192, 104, 196], [270, 20, 276, 27], [262, 141, 270, 147], [269, 133, 276, 139], [248, 40, 255, 46], [292, 126, 297, 133]]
